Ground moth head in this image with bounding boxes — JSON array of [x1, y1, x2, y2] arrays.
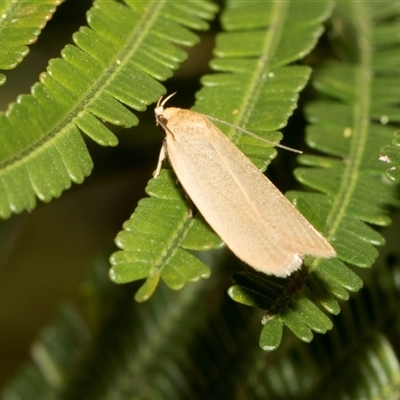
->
[[154, 92, 177, 124]]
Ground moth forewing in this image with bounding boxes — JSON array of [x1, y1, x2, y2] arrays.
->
[[154, 97, 336, 277]]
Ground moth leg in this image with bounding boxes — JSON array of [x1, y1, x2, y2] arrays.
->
[[186, 196, 196, 218], [180, 187, 197, 218], [154, 141, 196, 218], [154, 141, 167, 178]]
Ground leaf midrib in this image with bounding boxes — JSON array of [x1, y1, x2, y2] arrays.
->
[[228, 1, 289, 143], [326, 1, 372, 239]]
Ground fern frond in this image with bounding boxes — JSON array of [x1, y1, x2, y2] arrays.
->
[[110, 1, 333, 307], [0, 0, 63, 85], [0, 0, 217, 218], [262, 1, 400, 349]]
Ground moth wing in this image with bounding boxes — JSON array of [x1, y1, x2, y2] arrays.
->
[[165, 110, 335, 277]]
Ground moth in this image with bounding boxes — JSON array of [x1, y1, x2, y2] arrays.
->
[[154, 95, 335, 277]]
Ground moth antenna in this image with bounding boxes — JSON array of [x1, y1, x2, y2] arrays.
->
[[199, 113, 302, 154], [158, 94, 302, 154], [160, 92, 177, 108]]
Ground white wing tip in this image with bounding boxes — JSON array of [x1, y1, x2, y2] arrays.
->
[[255, 248, 336, 278], [257, 253, 303, 278]]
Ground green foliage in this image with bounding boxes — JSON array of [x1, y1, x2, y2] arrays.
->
[[4, 253, 400, 399], [110, 169, 222, 302], [230, 0, 400, 349], [110, 0, 334, 310], [2, 0, 400, 398], [291, 0, 400, 306]]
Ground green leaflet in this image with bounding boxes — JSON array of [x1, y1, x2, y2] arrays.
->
[[110, 169, 223, 301]]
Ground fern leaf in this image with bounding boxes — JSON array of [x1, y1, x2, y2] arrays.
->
[[110, 1, 333, 306], [265, 1, 400, 347], [110, 168, 223, 302], [0, 0, 217, 218], [233, 0, 398, 350], [0, 0, 63, 85]]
